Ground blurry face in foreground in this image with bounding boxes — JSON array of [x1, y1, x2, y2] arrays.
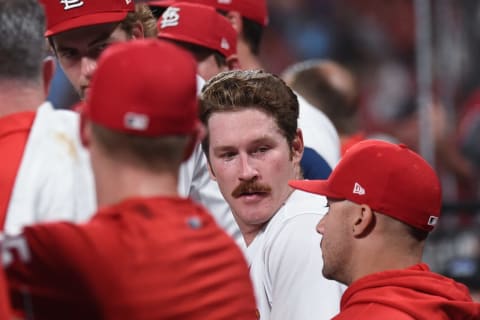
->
[[207, 108, 303, 244]]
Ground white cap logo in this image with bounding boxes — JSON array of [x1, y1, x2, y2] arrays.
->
[[125, 0, 132, 4], [218, 0, 232, 4], [60, 0, 84, 10], [124, 112, 149, 131], [220, 38, 230, 51], [353, 182, 366, 195], [427, 216, 439, 226], [161, 7, 181, 29]]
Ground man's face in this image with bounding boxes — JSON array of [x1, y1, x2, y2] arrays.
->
[[51, 22, 130, 100], [207, 108, 302, 239], [316, 199, 355, 285]]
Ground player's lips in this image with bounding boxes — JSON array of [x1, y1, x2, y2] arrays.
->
[[237, 192, 268, 201]]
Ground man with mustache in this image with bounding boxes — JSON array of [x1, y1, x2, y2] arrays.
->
[[199, 70, 345, 320]]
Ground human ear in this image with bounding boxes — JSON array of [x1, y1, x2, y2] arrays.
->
[[352, 204, 375, 237]]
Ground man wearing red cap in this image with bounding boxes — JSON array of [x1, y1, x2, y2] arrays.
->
[[289, 140, 480, 319], [149, 0, 341, 181], [3, 39, 258, 320], [39, 0, 241, 242], [199, 70, 344, 320], [157, 2, 239, 81]]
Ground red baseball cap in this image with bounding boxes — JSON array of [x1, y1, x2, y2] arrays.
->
[[148, 0, 177, 7], [207, 0, 268, 26], [289, 140, 442, 232], [80, 39, 198, 137], [40, 0, 135, 37], [150, 0, 268, 26], [157, 3, 237, 58]]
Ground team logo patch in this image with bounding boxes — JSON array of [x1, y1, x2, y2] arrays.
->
[[427, 216, 439, 226], [124, 112, 149, 131], [161, 7, 181, 29], [60, 0, 84, 10], [220, 37, 230, 51], [353, 182, 365, 195]]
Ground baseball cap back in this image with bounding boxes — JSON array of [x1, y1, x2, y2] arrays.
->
[[81, 39, 198, 137], [40, 0, 135, 36], [157, 2, 237, 58], [289, 140, 442, 232]]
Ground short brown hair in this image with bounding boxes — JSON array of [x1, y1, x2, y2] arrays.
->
[[91, 123, 189, 173], [120, 4, 157, 38], [199, 70, 299, 157]]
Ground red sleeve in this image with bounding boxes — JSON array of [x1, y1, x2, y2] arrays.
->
[[4, 223, 98, 319], [0, 112, 35, 229]]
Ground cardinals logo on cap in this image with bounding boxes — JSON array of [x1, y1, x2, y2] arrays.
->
[[60, 0, 84, 10], [161, 7, 181, 28]]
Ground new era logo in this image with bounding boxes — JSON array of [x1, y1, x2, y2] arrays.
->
[[124, 112, 149, 131], [427, 216, 439, 226], [60, 0, 84, 10], [220, 38, 230, 50], [353, 182, 365, 195], [161, 7, 181, 29]]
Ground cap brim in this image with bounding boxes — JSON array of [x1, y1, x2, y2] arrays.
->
[[148, 0, 177, 7], [289, 179, 345, 200], [45, 11, 129, 37]]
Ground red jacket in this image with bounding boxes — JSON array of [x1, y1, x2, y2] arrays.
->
[[334, 263, 480, 320]]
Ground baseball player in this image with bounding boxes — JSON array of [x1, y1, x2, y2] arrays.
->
[[289, 140, 480, 319], [35, 0, 241, 241], [151, 0, 341, 179], [157, 2, 239, 80], [3, 39, 257, 320], [0, 0, 95, 234], [199, 70, 345, 320]]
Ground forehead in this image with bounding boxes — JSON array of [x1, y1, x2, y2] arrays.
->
[[51, 22, 124, 48], [208, 108, 284, 147]]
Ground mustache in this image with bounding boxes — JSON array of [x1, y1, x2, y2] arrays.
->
[[231, 180, 272, 198]]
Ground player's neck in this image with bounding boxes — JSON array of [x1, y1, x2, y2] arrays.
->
[[0, 80, 45, 117], [350, 237, 423, 284], [95, 166, 180, 208]]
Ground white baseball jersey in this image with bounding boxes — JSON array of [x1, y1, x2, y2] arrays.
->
[[245, 190, 345, 320], [5, 102, 240, 242], [297, 93, 340, 169]]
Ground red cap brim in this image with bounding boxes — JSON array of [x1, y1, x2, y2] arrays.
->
[[289, 179, 344, 199], [45, 11, 129, 36]]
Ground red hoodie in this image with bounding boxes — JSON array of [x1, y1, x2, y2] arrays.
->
[[333, 263, 480, 320]]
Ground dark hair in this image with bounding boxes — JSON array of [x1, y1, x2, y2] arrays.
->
[[0, 0, 45, 81], [217, 10, 263, 56], [199, 70, 299, 157], [91, 123, 189, 173], [241, 16, 263, 55]]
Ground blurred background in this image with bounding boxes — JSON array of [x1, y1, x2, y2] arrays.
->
[[48, 0, 480, 298]]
